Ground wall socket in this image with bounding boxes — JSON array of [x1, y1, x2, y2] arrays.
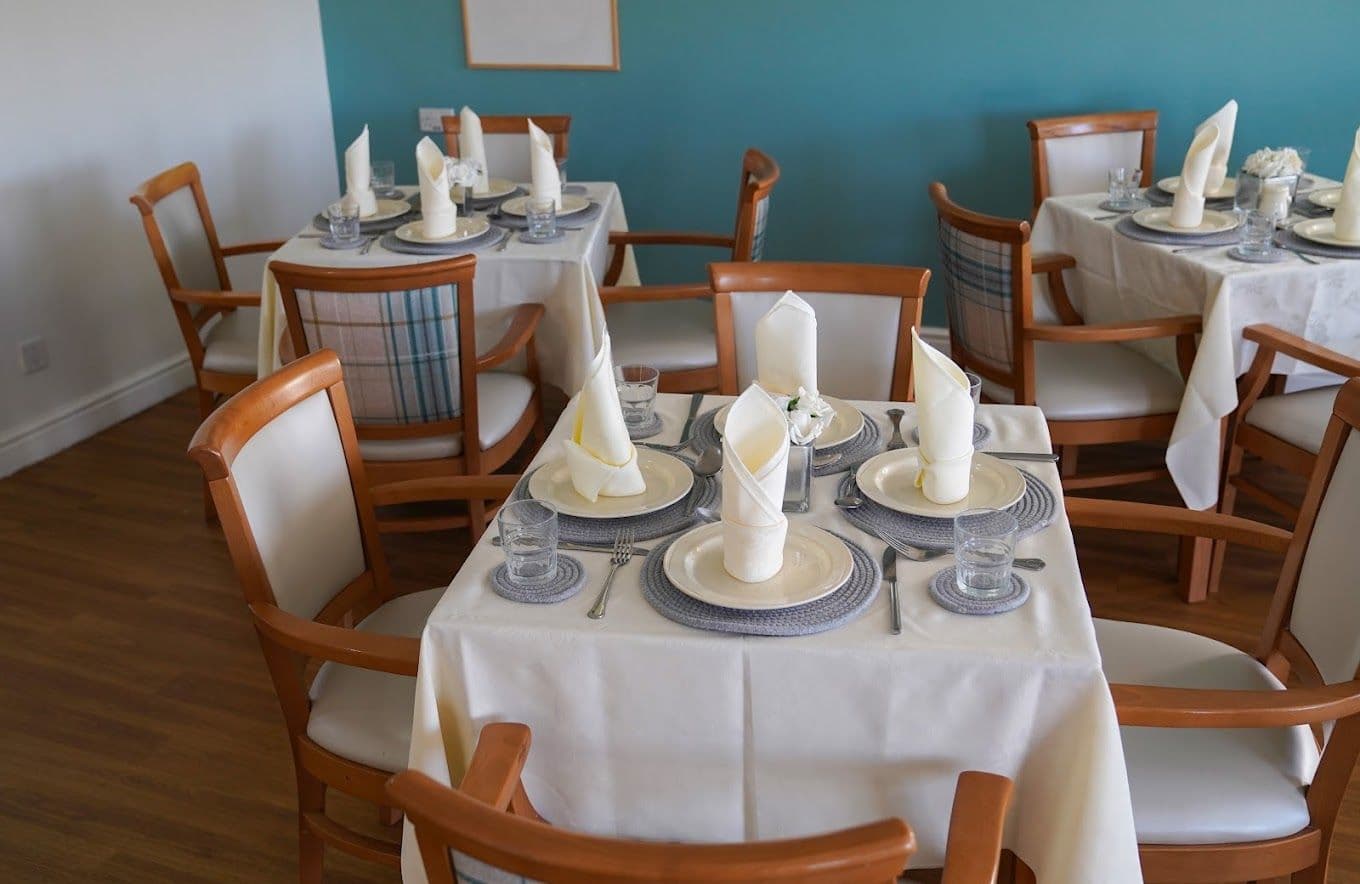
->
[[418, 107, 457, 134], [18, 337, 49, 375]]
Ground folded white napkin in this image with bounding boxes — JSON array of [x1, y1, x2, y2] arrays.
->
[[344, 126, 378, 218], [911, 328, 975, 504], [755, 291, 818, 396], [1170, 124, 1221, 229], [722, 384, 790, 583], [457, 107, 491, 194], [562, 298, 645, 502], [527, 118, 562, 210], [1334, 128, 1360, 243], [1198, 100, 1238, 193], [415, 137, 457, 239]]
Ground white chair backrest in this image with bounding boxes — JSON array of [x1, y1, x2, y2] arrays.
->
[[1043, 131, 1144, 198], [230, 390, 367, 620], [153, 185, 220, 293], [479, 133, 536, 183], [728, 291, 904, 400]]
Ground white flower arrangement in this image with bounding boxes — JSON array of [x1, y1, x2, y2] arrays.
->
[[1242, 147, 1303, 179], [444, 157, 481, 188], [777, 387, 836, 445]]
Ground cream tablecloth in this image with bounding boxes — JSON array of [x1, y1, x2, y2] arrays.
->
[[403, 394, 1142, 883], [1032, 184, 1360, 510], [255, 182, 639, 394]]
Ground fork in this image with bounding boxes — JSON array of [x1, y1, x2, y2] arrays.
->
[[359, 236, 377, 255], [494, 230, 513, 252], [587, 529, 635, 619]]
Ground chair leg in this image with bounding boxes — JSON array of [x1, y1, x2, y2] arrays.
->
[[1059, 445, 1080, 479], [1207, 443, 1245, 596], [197, 388, 220, 523], [378, 805, 402, 827], [468, 498, 488, 543], [296, 771, 326, 884]]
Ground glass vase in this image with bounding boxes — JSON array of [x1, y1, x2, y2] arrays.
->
[[1235, 171, 1300, 221], [783, 441, 814, 513]]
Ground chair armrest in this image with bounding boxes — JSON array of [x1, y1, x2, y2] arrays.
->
[[1031, 252, 1083, 325], [598, 283, 712, 306], [221, 239, 287, 257], [1031, 252, 1076, 274], [1111, 680, 1360, 728], [607, 230, 736, 249], [369, 475, 520, 507], [1244, 324, 1360, 379], [459, 722, 533, 810], [941, 771, 1013, 884], [170, 288, 262, 308], [248, 602, 418, 676], [1023, 315, 1201, 344], [476, 304, 544, 372], [1065, 498, 1291, 553]]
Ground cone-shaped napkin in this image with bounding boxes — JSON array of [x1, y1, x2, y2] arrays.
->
[[415, 137, 456, 239], [528, 118, 562, 210], [755, 291, 818, 396], [344, 126, 378, 218], [722, 384, 790, 583], [457, 107, 491, 194], [1334, 128, 1360, 243], [1198, 100, 1238, 193], [911, 328, 975, 504], [562, 297, 645, 502], [1170, 124, 1221, 229]]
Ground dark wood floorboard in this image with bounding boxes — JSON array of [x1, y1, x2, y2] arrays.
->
[[0, 391, 1356, 881]]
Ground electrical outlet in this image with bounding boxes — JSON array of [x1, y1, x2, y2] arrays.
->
[[418, 107, 457, 134], [18, 337, 49, 374]]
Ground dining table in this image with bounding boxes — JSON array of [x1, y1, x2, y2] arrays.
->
[[402, 393, 1143, 883], [254, 181, 640, 393]]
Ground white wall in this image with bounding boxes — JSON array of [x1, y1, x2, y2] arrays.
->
[[0, 0, 338, 476]]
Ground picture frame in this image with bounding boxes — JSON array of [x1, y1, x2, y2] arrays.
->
[[461, 0, 620, 71]]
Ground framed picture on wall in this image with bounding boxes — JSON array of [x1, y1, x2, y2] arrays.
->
[[461, 0, 620, 71]]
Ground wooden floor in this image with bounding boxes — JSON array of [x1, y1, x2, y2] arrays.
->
[[2, 390, 1358, 882]]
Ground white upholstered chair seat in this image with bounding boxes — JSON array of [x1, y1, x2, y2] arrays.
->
[[201, 307, 260, 376], [1094, 618, 1319, 845], [1244, 386, 1341, 454], [358, 372, 534, 462], [980, 341, 1184, 420], [606, 300, 717, 372], [306, 587, 443, 772]]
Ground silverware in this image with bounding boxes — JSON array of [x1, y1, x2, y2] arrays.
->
[[359, 236, 377, 255], [586, 529, 635, 619], [691, 445, 723, 477], [882, 546, 901, 635], [494, 230, 512, 252], [885, 408, 907, 451], [640, 393, 704, 453], [833, 496, 1046, 571], [1172, 243, 1227, 253], [297, 233, 327, 238], [1280, 245, 1322, 265], [812, 452, 842, 469], [986, 450, 1060, 462], [491, 535, 651, 557]]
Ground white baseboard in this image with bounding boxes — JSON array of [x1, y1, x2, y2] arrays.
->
[[0, 353, 194, 479]]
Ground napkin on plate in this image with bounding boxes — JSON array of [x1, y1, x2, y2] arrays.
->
[[722, 384, 790, 583], [1198, 100, 1238, 193], [755, 291, 818, 396], [562, 299, 645, 502], [911, 328, 975, 504], [528, 118, 562, 210], [1170, 123, 1221, 229], [1334, 128, 1360, 243], [457, 106, 491, 194], [415, 136, 457, 239], [344, 125, 378, 218]]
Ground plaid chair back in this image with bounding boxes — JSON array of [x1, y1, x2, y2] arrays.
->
[[936, 216, 1015, 376], [748, 194, 770, 262], [733, 149, 779, 262]]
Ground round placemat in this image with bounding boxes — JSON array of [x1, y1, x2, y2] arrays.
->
[[490, 554, 585, 604], [1276, 228, 1360, 260], [491, 201, 603, 231], [510, 465, 719, 544], [1097, 200, 1148, 214], [317, 235, 367, 251], [910, 422, 991, 447], [311, 211, 412, 235], [377, 226, 507, 256], [928, 566, 1030, 615], [641, 532, 879, 636], [1115, 215, 1241, 246], [627, 413, 664, 440], [517, 229, 567, 244], [1143, 186, 1234, 212], [689, 408, 880, 476], [836, 469, 1057, 551], [1227, 245, 1290, 264]]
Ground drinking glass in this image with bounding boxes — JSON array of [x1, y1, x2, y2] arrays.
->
[[964, 371, 982, 406], [327, 201, 361, 244], [526, 197, 558, 239], [1239, 209, 1276, 257], [954, 508, 1018, 599], [615, 364, 659, 426], [371, 160, 396, 196], [1107, 167, 1142, 209], [497, 500, 559, 588]]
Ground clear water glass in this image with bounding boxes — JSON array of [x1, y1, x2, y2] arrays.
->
[[371, 160, 396, 195], [327, 201, 361, 243], [614, 364, 659, 425], [526, 197, 558, 239], [1240, 210, 1276, 256], [783, 440, 814, 513], [1107, 167, 1142, 209], [964, 371, 982, 406], [954, 508, 1018, 599], [497, 500, 558, 588]]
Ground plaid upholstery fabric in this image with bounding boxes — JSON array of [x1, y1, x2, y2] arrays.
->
[[749, 194, 770, 261], [936, 218, 1014, 374], [293, 285, 462, 425]]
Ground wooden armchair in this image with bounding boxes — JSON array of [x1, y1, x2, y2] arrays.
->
[[270, 254, 545, 535], [601, 148, 780, 393], [1069, 378, 1360, 882], [389, 722, 1013, 884], [1027, 110, 1158, 214], [440, 113, 570, 182], [188, 349, 518, 882]]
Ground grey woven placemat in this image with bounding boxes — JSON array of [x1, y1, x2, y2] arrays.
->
[[627, 413, 663, 440], [490, 554, 585, 604], [1292, 193, 1335, 219], [928, 566, 1030, 615], [641, 531, 879, 636], [689, 408, 881, 477], [1276, 228, 1360, 260], [312, 210, 413, 235], [517, 229, 567, 244], [1227, 245, 1290, 264], [377, 226, 508, 256], [1143, 185, 1235, 212], [836, 469, 1057, 551], [491, 201, 603, 231], [512, 464, 719, 543], [911, 422, 991, 447], [1116, 215, 1241, 246]]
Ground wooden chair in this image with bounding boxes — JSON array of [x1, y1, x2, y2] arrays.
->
[[1027, 110, 1158, 214], [708, 261, 930, 401], [187, 349, 519, 882], [269, 254, 545, 535], [440, 114, 570, 182], [1068, 376, 1360, 883], [388, 722, 1013, 884], [601, 148, 781, 393]]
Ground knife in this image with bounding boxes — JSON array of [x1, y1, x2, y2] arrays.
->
[[679, 392, 704, 448], [881, 546, 901, 635]]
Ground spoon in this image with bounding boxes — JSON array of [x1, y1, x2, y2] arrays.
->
[[885, 409, 907, 451], [833, 496, 1046, 571], [692, 446, 723, 477]]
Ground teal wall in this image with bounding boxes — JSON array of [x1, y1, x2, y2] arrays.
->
[[317, 0, 1357, 325]]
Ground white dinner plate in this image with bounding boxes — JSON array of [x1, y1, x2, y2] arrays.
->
[[855, 448, 1026, 518], [327, 198, 411, 223], [527, 448, 693, 519], [714, 394, 863, 450], [1131, 206, 1240, 236], [1292, 217, 1360, 249], [394, 216, 491, 244], [1157, 176, 1238, 200], [1307, 187, 1343, 210], [451, 178, 518, 201], [663, 522, 854, 610], [498, 194, 592, 217]]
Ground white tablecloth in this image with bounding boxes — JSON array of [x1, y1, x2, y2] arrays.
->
[[256, 182, 640, 393], [1032, 185, 1360, 510], [403, 394, 1142, 883]]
